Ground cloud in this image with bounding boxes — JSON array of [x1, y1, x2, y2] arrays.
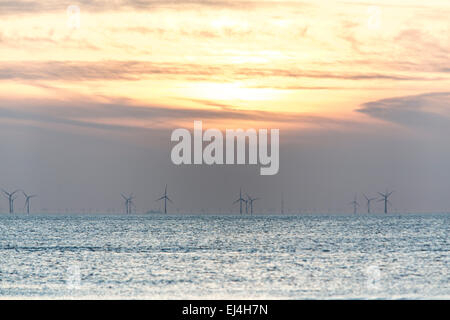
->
[[394, 29, 450, 62], [0, 106, 139, 132], [356, 92, 450, 129], [0, 96, 357, 134], [0, 60, 441, 82], [0, 0, 310, 15], [0, 61, 216, 81]]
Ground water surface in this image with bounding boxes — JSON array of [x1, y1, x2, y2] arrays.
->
[[0, 214, 448, 299]]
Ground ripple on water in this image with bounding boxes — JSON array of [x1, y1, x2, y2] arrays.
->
[[0, 214, 448, 299]]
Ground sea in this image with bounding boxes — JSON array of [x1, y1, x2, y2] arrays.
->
[[0, 214, 448, 299]]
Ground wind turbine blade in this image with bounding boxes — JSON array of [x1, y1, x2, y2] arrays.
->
[[387, 191, 394, 197], [156, 196, 165, 201], [363, 194, 369, 201]]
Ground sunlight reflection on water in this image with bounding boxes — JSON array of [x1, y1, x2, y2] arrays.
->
[[0, 214, 448, 299]]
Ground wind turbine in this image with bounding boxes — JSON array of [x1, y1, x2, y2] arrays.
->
[[156, 185, 172, 214], [121, 193, 135, 214], [378, 190, 394, 214], [233, 188, 246, 215], [2, 189, 19, 214], [349, 194, 359, 214], [363, 194, 377, 214], [246, 194, 259, 216], [22, 191, 37, 215]]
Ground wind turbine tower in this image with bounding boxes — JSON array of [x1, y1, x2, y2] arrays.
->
[[246, 194, 259, 216], [350, 195, 359, 214], [363, 194, 377, 214], [2, 189, 19, 214], [22, 191, 37, 215], [233, 188, 246, 215], [378, 190, 394, 214], [121, 193, 135, 214], [156, 185, 173, 214]]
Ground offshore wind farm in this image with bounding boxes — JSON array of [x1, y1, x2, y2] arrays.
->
[[0, 182, 404, 215]]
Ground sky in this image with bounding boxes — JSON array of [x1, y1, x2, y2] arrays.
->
[[0, 0, 450, 213]]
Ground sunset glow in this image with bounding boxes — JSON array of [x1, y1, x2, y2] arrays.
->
[[1, 0, 449, 132]]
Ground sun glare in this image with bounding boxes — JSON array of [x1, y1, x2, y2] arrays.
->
[[185, 82, 279, 103]]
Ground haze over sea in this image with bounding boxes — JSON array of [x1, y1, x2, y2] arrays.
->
[[0, 214, 448, 299]]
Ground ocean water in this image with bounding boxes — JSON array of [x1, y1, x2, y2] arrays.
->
[[0, 214, 448, 299]]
